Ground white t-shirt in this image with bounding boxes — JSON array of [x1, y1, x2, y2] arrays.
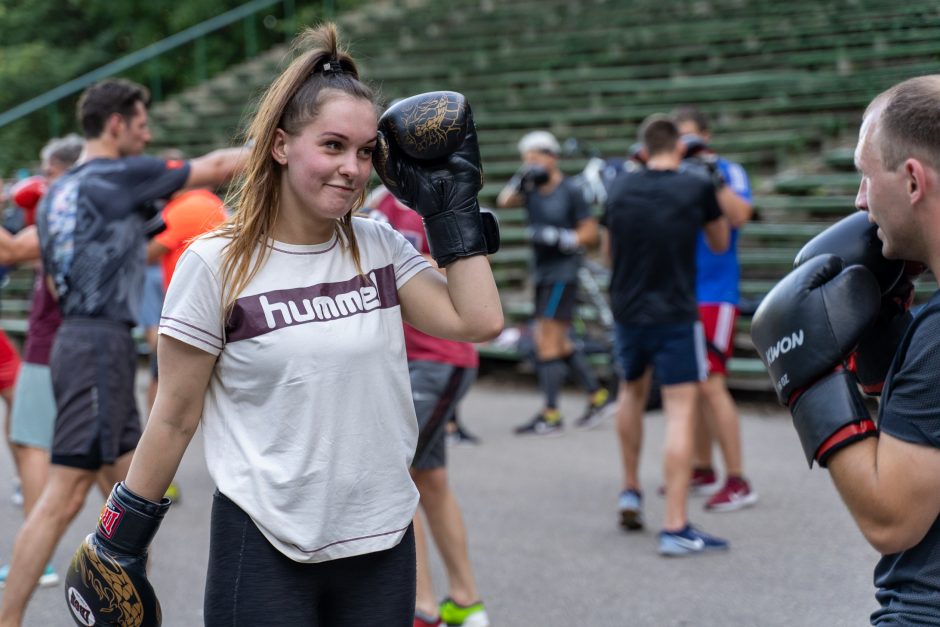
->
[[159, 217, 430, 562]]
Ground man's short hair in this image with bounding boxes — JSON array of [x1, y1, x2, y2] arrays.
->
[[671, 105, 710, 133], [640, 114, 680, 157], [41, 134, 84, 168], [77, 79, 150, 139], [868, 75, 940, 172]]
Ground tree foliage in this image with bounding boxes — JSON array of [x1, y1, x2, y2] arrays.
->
[[0, 0, 323, 175]]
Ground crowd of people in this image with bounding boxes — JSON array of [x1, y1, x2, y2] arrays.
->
[[0, 18, 937, 627]]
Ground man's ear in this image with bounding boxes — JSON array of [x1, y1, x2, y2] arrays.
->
[[105, 113, 124, 138], [906, 158, 926, 204], [272, 129, 288, 165]]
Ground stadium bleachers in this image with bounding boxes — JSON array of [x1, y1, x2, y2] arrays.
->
[[7, 0, 940, 388]]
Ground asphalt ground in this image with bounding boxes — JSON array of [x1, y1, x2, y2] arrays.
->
[[0, 370, 880, 626]]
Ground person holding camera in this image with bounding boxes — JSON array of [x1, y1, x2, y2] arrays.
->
[[497, 130, 612, 435], [671, 106, 758, 512]]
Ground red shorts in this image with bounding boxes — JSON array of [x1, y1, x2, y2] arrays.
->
[[0, 330, 22, 391], [698, 303, 738, 377]]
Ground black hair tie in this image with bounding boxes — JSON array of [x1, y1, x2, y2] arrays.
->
[[320, 57, 345, 76]]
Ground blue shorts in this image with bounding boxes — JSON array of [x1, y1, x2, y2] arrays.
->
[[613, 322, 707, 386], [137, 264, 164, 329]]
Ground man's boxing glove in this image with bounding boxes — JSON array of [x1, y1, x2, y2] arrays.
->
[[373, 91, 499, 267], [527, 225, 580, 253], [10, 175, 47, 227], [139, 200, 167, 240], [849, 261, 924, 394], [511, 164, 550, 194], [65, 482, 170, 627], [793, 210, 911, 394], [751, 255, 882, 467]]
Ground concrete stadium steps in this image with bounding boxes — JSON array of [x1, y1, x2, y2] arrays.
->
[[134, 0, 940, 391]]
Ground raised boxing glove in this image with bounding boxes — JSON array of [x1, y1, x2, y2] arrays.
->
[[11, 175, 47, 226], [750, 254, 882, 467], [793, 210, 911, 394], [373, 91, 499, 267], [65, 482, 170, 627]]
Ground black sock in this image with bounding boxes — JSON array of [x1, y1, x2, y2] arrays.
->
[[537, 358, 567, 410], [563, 350, 599, 392]]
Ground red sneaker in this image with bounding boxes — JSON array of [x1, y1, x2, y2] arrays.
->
[[705, 476, 758, 512], [658, 467, 720, 497], [414, 613, 443, 627], [690, 467, 721, 496]]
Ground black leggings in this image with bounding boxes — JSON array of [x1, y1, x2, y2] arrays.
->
[[204, 491, 416, 626]]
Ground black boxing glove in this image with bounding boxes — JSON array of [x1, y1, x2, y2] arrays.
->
[[65, 482, 170, 626], [679, 135, 725, 189], [793, 210, 910, 394], [751, 255, 882, 467], [373, 91, 499, 267], [507, 164, 549, 194], [849, 262, 924, 394], [527, 225, 580, 253], [139, 200, 167, 240]]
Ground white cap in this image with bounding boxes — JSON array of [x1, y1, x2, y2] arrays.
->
[[517, 130, 560, 157]]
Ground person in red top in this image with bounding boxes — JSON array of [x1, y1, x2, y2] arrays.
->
[[149, 184, 228, 291], [368, 186, 491, 627]]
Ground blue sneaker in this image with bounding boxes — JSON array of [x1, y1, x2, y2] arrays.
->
[[658, 524, 729, 556], [618, 489, 644, 531], [0, 562, 59, 588]]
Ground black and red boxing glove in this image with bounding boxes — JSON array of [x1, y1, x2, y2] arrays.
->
[[65, 482, 170, 626], [793, 210, 917, 394], [373, 91, 499, 267], [751, 255, 882, 467], [848, 261, 925, 394]]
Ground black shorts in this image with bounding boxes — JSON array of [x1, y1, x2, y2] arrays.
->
[[204, 491, 415, 626], [534, 281, 578, 321], [50, 319, 141, 470], [410, 361, 477, 470]]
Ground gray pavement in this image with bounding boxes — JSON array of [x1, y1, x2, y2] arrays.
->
[[1, 373, 880, 626]]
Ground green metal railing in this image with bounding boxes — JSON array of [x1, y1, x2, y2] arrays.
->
[[0, 0, 320, 134]]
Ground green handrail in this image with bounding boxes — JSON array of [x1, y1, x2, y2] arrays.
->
[[0, 0, 298, 131]]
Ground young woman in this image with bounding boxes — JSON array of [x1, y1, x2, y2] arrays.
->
[[63, 22, 502, 627]]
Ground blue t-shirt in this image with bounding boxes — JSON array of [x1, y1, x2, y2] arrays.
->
[[871, 289, 940, 625], [37, 156, 190, 325], [691, 158, 751, 305]]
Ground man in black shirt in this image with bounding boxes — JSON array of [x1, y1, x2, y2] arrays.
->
[[751, 74, 940, 625], [604, 115, 730, 555], [497, 131, 612, 435]]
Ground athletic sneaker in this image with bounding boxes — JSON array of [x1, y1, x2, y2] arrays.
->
[[658, 524, 729, 556], [10, 479, 23, 507], [439, 598, 490, 626], [704, 476, 758, 512], [574, 389, 614, 429], [164, 481, 182, 505], [446, 424, 481, 447], [618, 489, 644, 531], [514, 413, 563, 436], [414, 611, 443, 627], [689, 467, 721, 496], [658, 467, 720, 497], [0, 563, 59, 589]]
